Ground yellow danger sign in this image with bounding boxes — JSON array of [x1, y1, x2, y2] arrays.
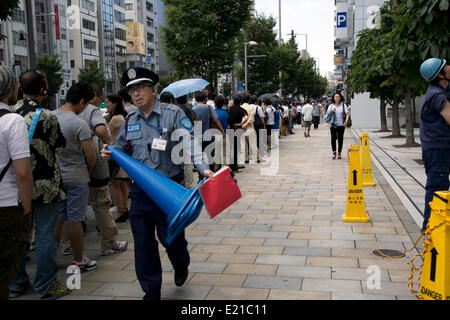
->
[[342, 145, 370, 223], [360, 132, 376, 187], [419, 191, 450, 300]]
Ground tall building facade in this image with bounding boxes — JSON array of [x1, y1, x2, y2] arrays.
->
[[0, 0, 71, 104], [0, 1, 29, 73], [123, 0, 159, 74], [69, 0, 100, 87]]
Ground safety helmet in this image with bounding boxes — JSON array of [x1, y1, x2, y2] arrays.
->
[[420, 58, 447, 82]]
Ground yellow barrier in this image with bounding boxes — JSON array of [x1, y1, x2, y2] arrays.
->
[[342, 145, 370, 223], [359, 132, 376, 187], [418, 191, 450, 300]]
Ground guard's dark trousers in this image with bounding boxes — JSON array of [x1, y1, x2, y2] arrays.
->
[[422, 148, 450, 231], [129, 182, 190, 300]]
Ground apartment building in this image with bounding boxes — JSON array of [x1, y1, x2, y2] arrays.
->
[[69, 0, 100, 86]]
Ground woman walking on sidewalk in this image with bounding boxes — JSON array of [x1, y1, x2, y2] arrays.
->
[[324, 92, 349, 159]]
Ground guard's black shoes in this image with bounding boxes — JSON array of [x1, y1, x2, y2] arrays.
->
[[174, 267, 189, 287]]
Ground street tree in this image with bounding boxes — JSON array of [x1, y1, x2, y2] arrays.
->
[[378, 0, 449, 146], [235, 14, 279, 95], [346, 27, 395, 133], [161, 0, 253, 92], [36, 54, 64, 109], [78, 60, 106, 88]]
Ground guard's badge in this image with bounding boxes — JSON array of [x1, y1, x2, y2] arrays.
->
[[179, 117, 193, 130], [127, 123, 141, 133], [127, 68, 137, 79]]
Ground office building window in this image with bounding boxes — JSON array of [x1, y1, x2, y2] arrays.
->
[[115, 29, 126, 41], [83, 39, 97, 50], [125, 3, 133, 10], [0, 49, 4, 61], [70, 60, 75, 68], [70, 40, 74, 48], [81, 0, 95, 12], [14, 55, 27, 67], [114, 0, 124, 7], [59, 5, 65, 17], [146, 17, 153, 28], [147, 33, 153, 43], [115, 45, 126, 56], [12, 9, 25, 23], [114, 10, 125, 24], [60, 28, 67, 40], [13, 31, 27, 46], [61, 51, 68, 63], [82, 19, 96, 31], [146, 2, 153, 12]]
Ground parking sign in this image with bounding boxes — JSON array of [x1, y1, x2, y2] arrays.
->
[[336, 12, 347, 28]]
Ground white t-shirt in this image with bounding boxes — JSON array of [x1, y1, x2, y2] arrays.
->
[[0, 103, 30, 207], [302, 104, 314, 121], [282, 105, 289, 118], [327, 103, 348, 126], [265, 106, 275, 125]]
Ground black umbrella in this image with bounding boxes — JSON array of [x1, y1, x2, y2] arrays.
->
[[258, 93, 283, 105]]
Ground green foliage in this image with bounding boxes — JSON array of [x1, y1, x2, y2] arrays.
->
[[78, 60, 106, 88], [0, 0, 20, 21], [36, 54, 64, 98], [0, 0, 20, 40], [236, 14, 327, 98], [235, 14, 279, 95], [347, 0, 449, 143], [161, 0, 253, 91]]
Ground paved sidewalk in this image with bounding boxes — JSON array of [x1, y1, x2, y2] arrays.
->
[[15, 124, 425, 300]]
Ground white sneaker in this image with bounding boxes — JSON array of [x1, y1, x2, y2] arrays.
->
[[72, 256, 97, 273], [60, 246, 72, 256], [101, 241, 128, 256]]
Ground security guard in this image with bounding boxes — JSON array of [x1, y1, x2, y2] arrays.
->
[[101, 67, 214, 300]]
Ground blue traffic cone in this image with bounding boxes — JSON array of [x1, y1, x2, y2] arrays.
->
[[106, 146, 204, 244]]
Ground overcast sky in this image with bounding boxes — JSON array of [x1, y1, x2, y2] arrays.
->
[[254, 0, 335, 76]]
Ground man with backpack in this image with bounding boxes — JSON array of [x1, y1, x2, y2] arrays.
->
[[9, 70, 70, 299], [0, 66, 33, 300]]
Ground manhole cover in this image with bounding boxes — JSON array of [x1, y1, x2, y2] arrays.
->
[[373, 249, 404, 258]]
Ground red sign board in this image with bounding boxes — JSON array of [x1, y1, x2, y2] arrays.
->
[[54, 5, 60, 38]]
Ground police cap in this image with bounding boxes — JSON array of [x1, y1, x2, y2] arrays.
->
[[122, 67, 159, 88]]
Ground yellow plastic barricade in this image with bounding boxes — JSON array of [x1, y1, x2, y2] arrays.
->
[[359, 132, 376, 187], [342, 145, 370, 223], [419, 191, 450, 300]]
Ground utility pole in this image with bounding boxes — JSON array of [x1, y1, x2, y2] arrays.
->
[[278, 0, 282, 97], [25, 0, 36, 68]]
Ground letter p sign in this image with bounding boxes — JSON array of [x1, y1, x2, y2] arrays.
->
[[336, 12, 347, 28]]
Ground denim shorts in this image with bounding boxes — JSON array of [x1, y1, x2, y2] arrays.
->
[[58, 184, 89, 222]]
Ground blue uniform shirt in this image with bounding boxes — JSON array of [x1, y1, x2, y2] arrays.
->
[[420, 84, 450, 150], [115, 101, 209, 178]]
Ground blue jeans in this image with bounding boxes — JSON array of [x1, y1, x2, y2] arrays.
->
[[10, 202, 61, 298], [422, 148, 450, 231]]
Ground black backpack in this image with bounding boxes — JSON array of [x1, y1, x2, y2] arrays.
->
[[254, 106, 264, 130]]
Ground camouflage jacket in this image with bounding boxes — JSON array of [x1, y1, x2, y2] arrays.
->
[[13, 98, 67, 203]]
